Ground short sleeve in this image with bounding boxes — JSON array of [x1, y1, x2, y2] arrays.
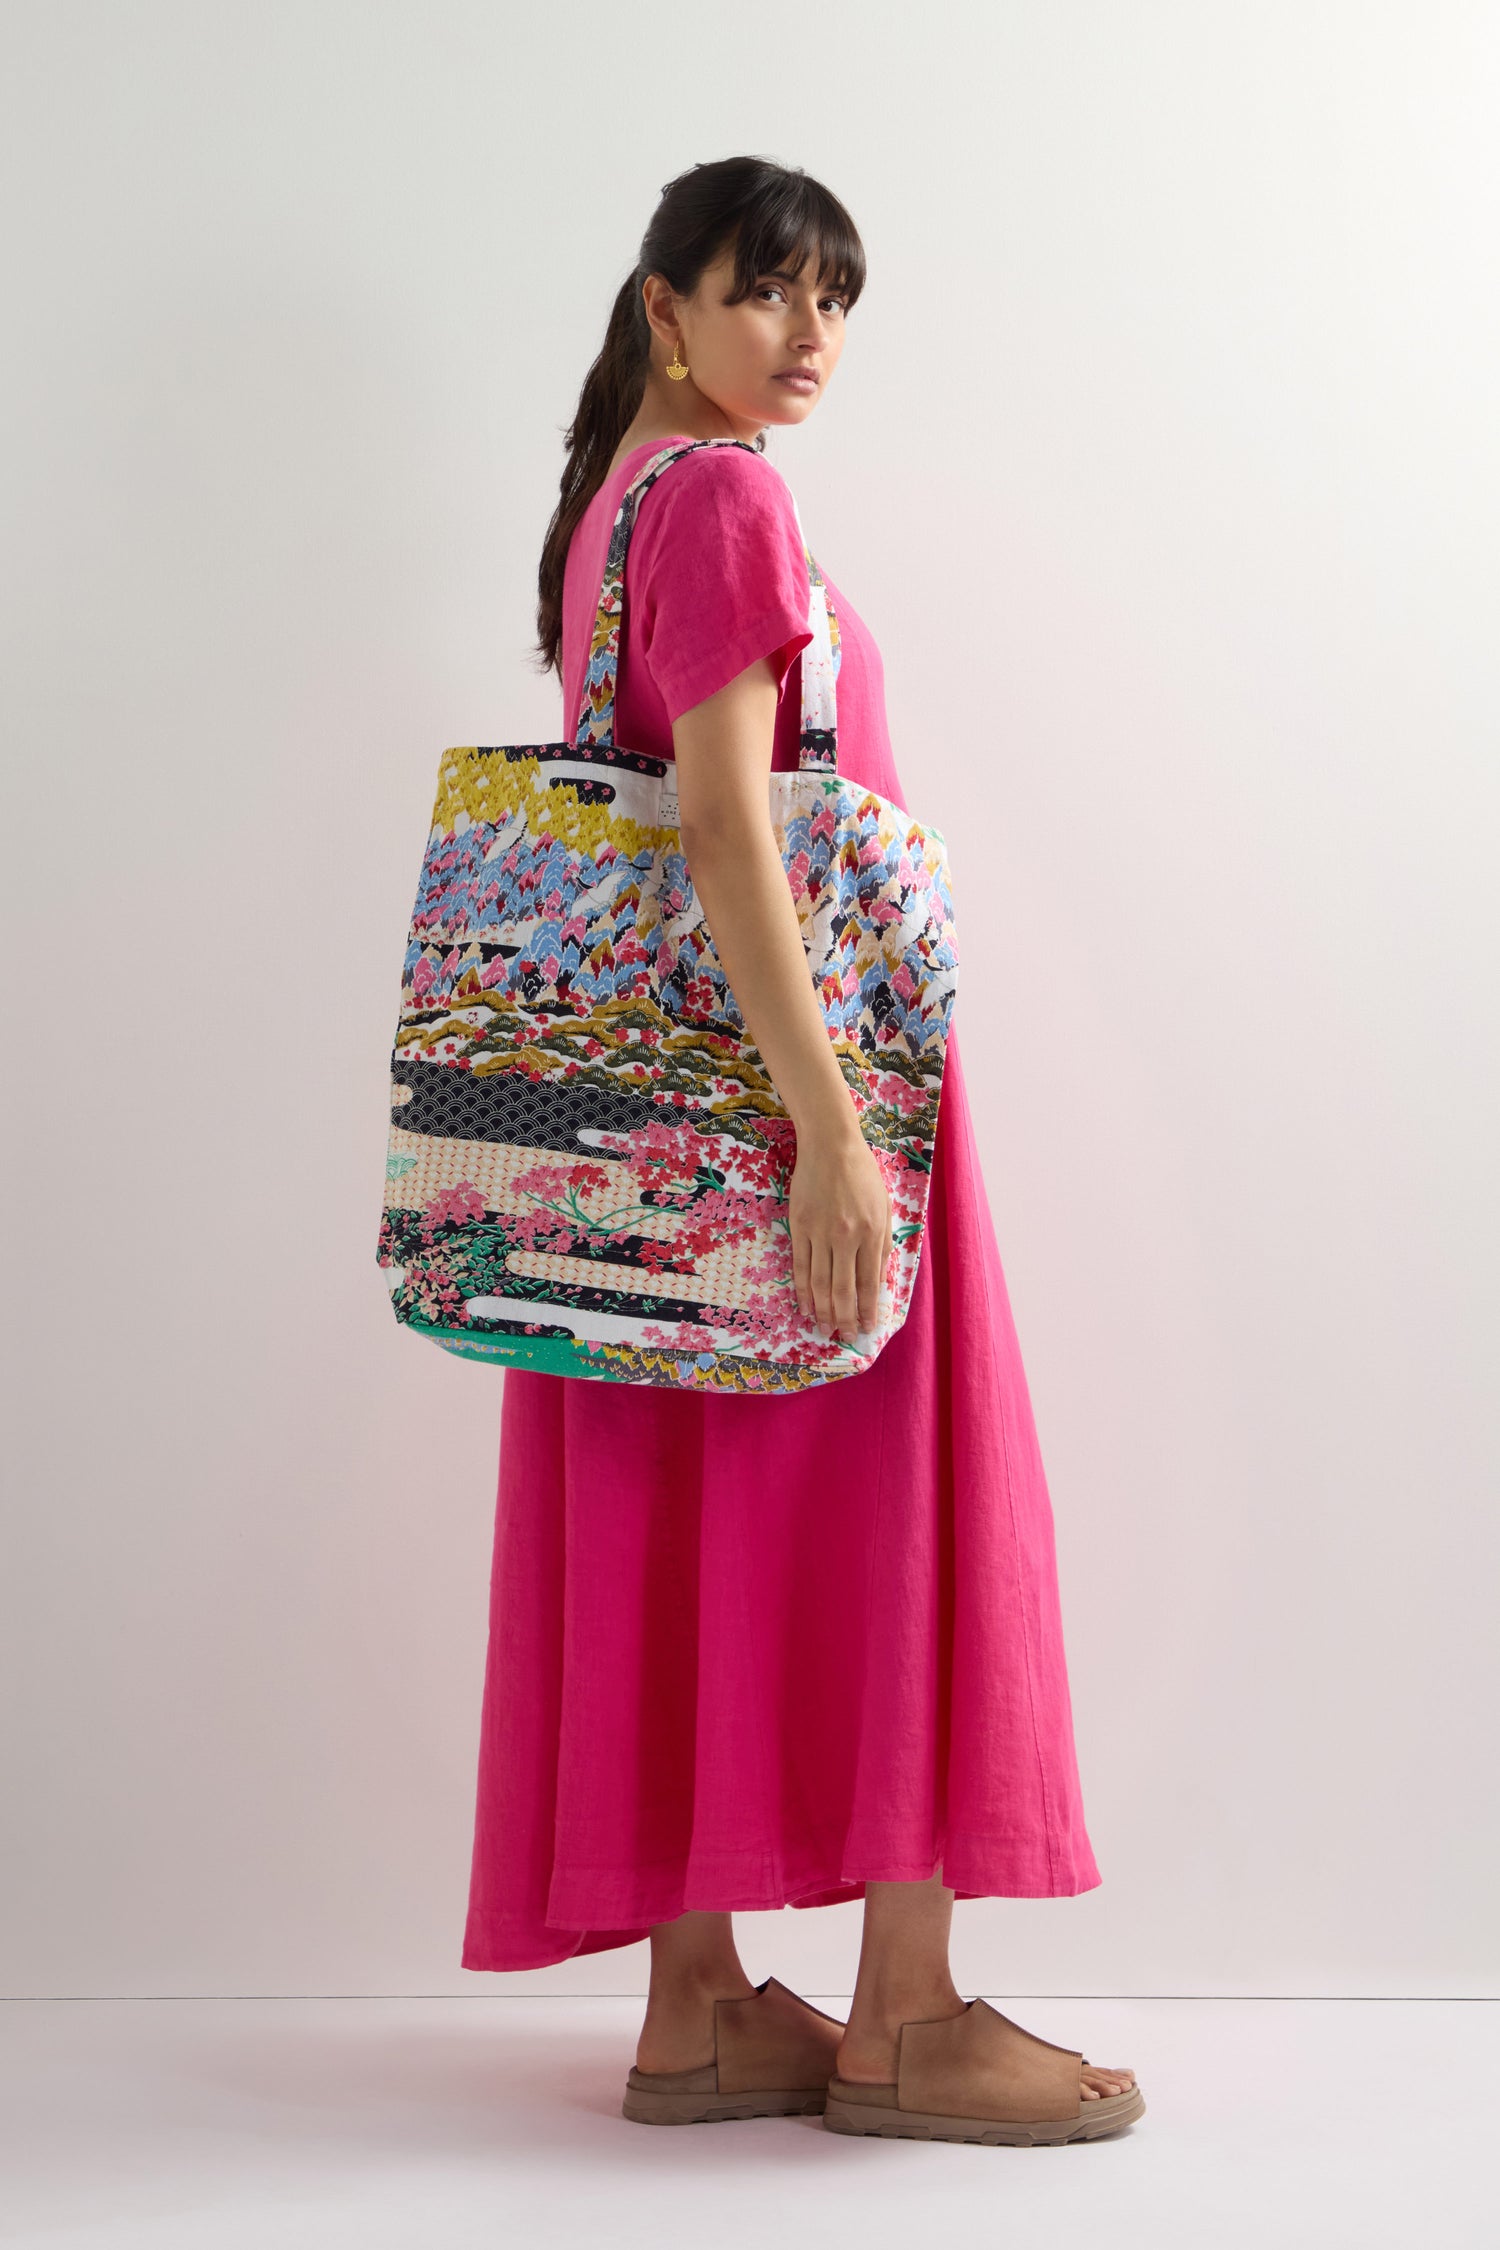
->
[[628, 446, 814, 725]]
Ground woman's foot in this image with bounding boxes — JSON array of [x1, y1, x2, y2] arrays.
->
[[834, 1998, 1136, 2101]]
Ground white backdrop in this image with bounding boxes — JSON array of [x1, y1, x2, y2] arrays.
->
[[4, 0, 1496, 2002]]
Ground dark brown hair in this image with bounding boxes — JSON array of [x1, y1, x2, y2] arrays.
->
[[534, 156, 866, 686]]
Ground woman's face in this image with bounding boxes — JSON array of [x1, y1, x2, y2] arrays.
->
[[658, 245, 849, 433]]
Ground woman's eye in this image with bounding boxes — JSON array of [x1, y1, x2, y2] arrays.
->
[[756, 284, 846, 315]]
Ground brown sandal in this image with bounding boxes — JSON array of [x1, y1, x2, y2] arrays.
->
[[822, 1997, 1145, 2145], [622, 1975, 847, 2125]]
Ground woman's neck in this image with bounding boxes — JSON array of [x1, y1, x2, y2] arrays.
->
[[605, 390, 765, 482]]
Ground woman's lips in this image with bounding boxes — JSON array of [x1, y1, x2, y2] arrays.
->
[[775, 371, 819, 390]]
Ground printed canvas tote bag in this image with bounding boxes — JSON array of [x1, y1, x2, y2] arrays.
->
[[377, 435, 959, 1394]]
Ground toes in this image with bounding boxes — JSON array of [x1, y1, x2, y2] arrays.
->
[[1081, 2064, 1136, 2095]]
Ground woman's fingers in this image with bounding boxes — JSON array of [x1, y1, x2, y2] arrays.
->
[[794, 1225, 841, 1331], [808, 1241, 834, 1334], [786, 1131, 893, 1338], [854, 1230, 884, 1334], [827, 1233, 863, 1332], [792, 1223, 813, 1323], [809, 1228, 886, 1337]]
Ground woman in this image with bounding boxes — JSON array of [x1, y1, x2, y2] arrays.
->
[[460, 156, 1143, 2145]]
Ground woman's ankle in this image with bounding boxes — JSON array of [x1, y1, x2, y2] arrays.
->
[[644, 1959, 759, 2009], [644, 1910, 756, 2003], [635, 1966, 759, 2071], [842, 1975, 966, 2037]]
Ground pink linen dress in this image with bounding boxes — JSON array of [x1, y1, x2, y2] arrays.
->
[[460, 437, 1101, 1971]]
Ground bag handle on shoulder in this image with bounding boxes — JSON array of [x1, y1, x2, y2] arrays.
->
[[571, 437, 841, 774]]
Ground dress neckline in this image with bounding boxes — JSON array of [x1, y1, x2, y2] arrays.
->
[[600, 432, 754, 490]]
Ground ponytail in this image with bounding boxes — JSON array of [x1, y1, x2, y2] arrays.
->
[[533, 269, 649, 682]]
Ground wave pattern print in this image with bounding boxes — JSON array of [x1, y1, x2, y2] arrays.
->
[[377, 438, 959, 1394]]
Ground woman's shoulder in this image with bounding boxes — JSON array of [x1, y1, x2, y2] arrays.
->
[[606, 435, 792, 506], [616, 441, 814, 721], [631, 441, 799, 559]]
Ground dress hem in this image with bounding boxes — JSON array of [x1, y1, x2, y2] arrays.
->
[[461, 1858, 1104, 1973]]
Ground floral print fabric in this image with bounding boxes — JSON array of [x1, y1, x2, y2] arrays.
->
[[379, 439, 958, 1392]]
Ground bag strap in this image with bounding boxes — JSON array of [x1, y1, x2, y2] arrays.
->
[[571, 436, 841, 774]]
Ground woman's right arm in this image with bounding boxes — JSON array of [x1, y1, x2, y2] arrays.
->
[[673, 658, 893, 1346]]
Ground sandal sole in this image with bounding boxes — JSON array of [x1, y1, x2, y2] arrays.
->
[[622, 2083, 827, 2125], [822, 2078, 1145, 2145]]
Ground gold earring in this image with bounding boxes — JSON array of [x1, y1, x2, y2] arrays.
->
[[665, 338, 689, 381]]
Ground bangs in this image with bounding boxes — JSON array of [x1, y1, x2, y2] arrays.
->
[[723, 178, 867, 309]]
